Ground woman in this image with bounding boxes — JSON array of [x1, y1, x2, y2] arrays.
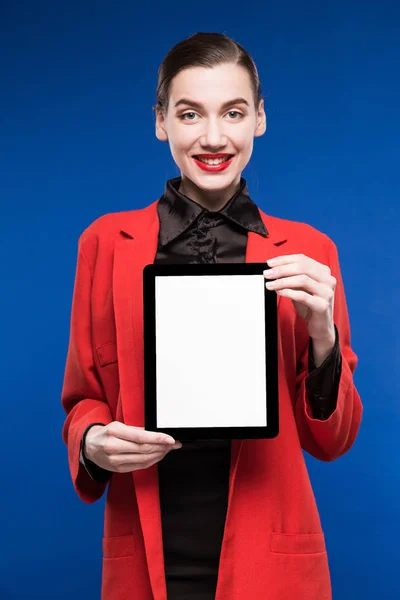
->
[[61, 32, 363, 600]]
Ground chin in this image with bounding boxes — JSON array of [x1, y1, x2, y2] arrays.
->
[[186, 171, 240, 193]]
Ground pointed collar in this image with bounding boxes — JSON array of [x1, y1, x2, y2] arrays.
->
[[157, 177, 268, 247]]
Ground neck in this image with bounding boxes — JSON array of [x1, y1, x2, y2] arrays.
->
[[178, 174, 241, 211]]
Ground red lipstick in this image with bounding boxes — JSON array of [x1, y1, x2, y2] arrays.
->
[[192, 153, 234, 172]]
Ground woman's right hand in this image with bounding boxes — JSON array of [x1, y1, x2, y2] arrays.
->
[[84, 422, 182, 473]]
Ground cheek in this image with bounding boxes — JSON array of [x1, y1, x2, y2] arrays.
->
[[234, 130, 255, 162], [168, 126, 195, 155], [229, 121, 255, 149]]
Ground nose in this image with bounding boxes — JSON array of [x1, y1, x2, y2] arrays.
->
[[200, 118, 227, 150]]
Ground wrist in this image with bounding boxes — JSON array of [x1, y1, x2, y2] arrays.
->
[[83, 425, 104, 461], [310, 329, 336, 368]]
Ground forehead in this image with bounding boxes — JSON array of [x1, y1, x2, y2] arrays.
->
[[169, 63, 253, 106]]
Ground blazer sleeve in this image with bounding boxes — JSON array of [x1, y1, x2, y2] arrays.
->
[[294, 236, 363, 461], [61, 237, 114, 503]]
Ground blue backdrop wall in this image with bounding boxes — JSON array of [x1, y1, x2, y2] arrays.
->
[[1, 1, 398, 599]]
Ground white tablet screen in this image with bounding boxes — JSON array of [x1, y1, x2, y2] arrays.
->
[[155, 274, 267, 428]]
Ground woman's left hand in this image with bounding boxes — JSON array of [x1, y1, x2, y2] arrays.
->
[[264, 254, 337, 353]]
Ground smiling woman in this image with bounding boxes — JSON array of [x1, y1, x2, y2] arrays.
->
[[61, 31, 363, 600], [154, 34, 266, 210]]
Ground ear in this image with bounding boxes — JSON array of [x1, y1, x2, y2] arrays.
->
[[155, 108, 168, 141], [254, 98, 267, 137]]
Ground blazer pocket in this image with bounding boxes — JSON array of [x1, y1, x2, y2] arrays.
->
[[103, 534, 136, 559], [271, 532, 326, 555], [96, 341, 118, 367]]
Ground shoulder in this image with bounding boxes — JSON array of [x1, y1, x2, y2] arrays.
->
[[77, 201, 159, 256], [80, 202, 158, 241], [74, 201, 159, 272], [262, 211, 337, 254]]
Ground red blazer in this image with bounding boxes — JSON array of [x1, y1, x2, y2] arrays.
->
[[61, 200, 363, 600]]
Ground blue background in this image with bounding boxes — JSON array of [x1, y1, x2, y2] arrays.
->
[[1, 1, 398, 598]]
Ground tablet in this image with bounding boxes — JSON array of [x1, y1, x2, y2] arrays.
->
[[143, 263, 279, 441]]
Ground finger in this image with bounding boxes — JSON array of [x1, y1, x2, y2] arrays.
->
[[108, 422, 176, 445], [134, 441, 183, 453], [104, 439, 182, 455], [110, 450, 170, 472], [265, 275, 334, 300], [267, 254, 314, 267], [265, 255, 334, 285], [120, 450, 169, 465], [275, 288, 331, 312], [264, 262, 333, 285]]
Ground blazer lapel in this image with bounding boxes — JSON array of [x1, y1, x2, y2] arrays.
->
[[228, 213, 288, 515], [113, 203, 167, 599]]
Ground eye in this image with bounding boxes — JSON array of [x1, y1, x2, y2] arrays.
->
[[180, 111, 199, 121], [226, 110, 243, 119]]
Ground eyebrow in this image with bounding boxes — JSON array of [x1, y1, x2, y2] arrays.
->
[[174, 97, 250, 111]]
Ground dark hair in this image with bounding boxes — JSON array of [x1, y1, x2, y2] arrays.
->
[[156, 32, 262, 113]]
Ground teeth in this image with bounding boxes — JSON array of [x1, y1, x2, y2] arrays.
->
[[196, 156, 231, 165]]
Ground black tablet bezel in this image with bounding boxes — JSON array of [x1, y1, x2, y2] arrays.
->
[[143, 263, 279, 440]]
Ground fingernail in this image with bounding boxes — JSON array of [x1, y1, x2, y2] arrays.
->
[[165, 436, 175, 444], [267, 258, 277, 266]]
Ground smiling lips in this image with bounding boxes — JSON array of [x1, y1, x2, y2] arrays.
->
[[193, 153, 234, 172]]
